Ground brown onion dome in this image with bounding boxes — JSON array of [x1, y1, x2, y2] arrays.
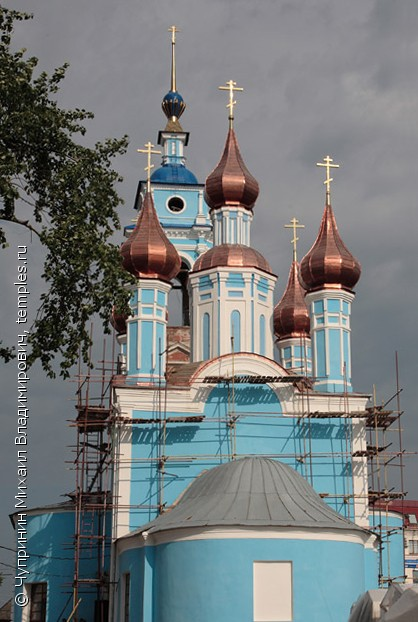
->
[[274, 261, 310, 340], [300, 204, 361, 292], [192, 243, 273, 274], [110, 307, 127, 335], [121, 191, 181, 282], [204, 128, 259, 211]]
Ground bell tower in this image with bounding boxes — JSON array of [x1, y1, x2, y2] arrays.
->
[[125, 27, 212, 327]]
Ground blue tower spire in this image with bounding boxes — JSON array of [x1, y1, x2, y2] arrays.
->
[[126, 26, 212, 331], [151, 25, 198, 185]]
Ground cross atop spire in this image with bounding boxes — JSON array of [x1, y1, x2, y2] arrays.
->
[[219, 80, 244, 129], [137, 141, 162, 192], [317, 155, 340, 205], [285, 217, 305, 262], [168, 25, 180, 92]]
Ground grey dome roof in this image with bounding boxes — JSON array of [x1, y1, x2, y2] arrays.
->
[[137, 457, 365, 535]]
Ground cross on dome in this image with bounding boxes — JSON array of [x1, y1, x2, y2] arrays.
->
[[317, 155, 340, 205], [285, 217, 305, 262], [137, 142, 162, 192], [219, 80, 244, 128]]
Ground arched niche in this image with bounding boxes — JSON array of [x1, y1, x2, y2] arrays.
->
[[169, 259, 191, 326]]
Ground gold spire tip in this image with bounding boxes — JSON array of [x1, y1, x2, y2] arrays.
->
[[219, 79, 243, 128], [316, 155, 340, 204], [284, 217, 305, 262], [137, 141, 162, 192], [168, 25, 180, 92]]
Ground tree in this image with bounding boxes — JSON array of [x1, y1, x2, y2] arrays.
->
[[0, 7, 133, 376]]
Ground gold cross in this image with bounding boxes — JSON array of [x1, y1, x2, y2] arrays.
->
[[285, 217, 305, 262], [317, 155, 340, 203], [168, 25, 180, 43], [168, 26, 180, 91], [219, 80, 244, 128], [137, 142, 161, 192]]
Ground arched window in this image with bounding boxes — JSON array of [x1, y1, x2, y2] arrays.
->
[[203, 313, 211, 360], [230, 310, 241, 353], [259, 314, 266, 356], [169, 260, 190, 326]]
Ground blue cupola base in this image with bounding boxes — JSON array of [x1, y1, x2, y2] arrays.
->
[[306, 289, 355, 392], [126, 279, 171, 383]]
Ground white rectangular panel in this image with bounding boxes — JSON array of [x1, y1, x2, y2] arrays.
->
[[253, 561, 292, 622]]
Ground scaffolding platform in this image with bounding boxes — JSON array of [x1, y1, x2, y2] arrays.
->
[[306, 410, 369, 419], [115, 415, 206, 425], [75, 405, 111, 432], [364, 407, 398, 429], [166, 415, 205, 423], [353, 444, 390, 458], [369, 490, 407, 503]]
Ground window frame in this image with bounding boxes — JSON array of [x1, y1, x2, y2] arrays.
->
[[123, 572, 131, 622], [28, 582, 47, 622]]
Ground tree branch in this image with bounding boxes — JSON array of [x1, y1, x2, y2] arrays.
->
[[4, 215, 42, 238]]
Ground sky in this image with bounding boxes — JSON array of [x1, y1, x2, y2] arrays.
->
[[1, 0, 418, 603]]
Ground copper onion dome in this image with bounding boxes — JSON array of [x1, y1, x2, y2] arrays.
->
[[120, 191, 181, 282], [300, 204, 361, 292], [274, 261, 310, 340], [110, 307, 127, 335], [193, 243, 273, 274], [204, 128, 259, 211]]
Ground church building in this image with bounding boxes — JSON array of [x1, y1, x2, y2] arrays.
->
[[12, 27, 405, 622]]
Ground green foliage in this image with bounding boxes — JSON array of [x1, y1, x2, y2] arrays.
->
[[0, 7, 133, 377]]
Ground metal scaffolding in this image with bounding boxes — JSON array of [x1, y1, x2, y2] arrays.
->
[[70, 336, 410, 620], [69, 338, 115, 622]]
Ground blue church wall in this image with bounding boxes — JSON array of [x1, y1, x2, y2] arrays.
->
[[152, 188, 207, 227], [259, 314, 266, 355], [149, 537, 366, 622], [230, 310, 241, 351], [279, 343, 312, 374], [127, 284, 168, 379], [315, 330, 326, 379], [329, 328, 342, 379], [117, 548, 146, 621], [198, 275, 213, 291], [141, 321, 154, 372], [226, 273, 245, 288], [166, 243, 199, 266], [128, 321, 138, 373], [364, 546, 379, 591], [369, 511, 405, 585], [202, 313, 210, 359], [165, 238, 206, 270], [127, 383, 356, 530], [13, 509, 111, 622]]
